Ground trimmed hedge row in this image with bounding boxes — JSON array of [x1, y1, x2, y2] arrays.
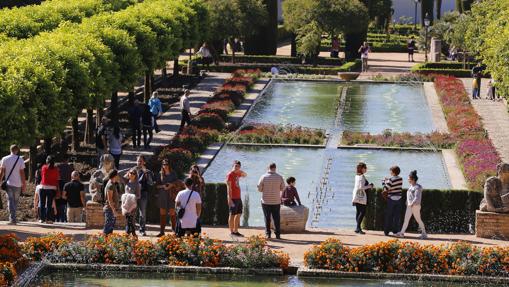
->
[[0, 0, 137, 39], [412, 68, 473, 78], [363, 188, 483, 233], [416, 62, 476, 69], [218, 54, 343, 66], [201, 183, 229, 225], [204, 60, 361, 75]]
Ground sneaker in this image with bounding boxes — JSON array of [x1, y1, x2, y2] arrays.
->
[[39, 220, 44, 223], [265, 234, 271, 239], [419, 233, 428, 240], [140, 231, 147, 236], [232, 232, 244, 237], [395, 232, 404, 238], [354, 229, 360, 234], [358, 230, 365, 235], [275, 234, 281, 240], [156, 232, 165, 237]]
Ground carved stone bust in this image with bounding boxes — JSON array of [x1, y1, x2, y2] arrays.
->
[[480, 163, 509, 213], [89, 154, 115, 203]]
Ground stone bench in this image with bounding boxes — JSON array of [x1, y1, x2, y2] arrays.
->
[[85, 201, 126, 229], [271, 205, 309, 233], [476, 210, 509, 240]]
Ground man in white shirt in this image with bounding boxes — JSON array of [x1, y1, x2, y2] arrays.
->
[[175, 177, 202, 237], [0, 145, 26, 224], [179, 89, 192, 133]]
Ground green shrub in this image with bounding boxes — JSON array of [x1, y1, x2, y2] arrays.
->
[[157, 148, 194, 178], [170, 134, 207, 154], [212, 91, 245, 106], [214, 183, 229, 225], [218, 54, 343, 66], [191, 112, 225, 131], [363, 188, 483, 233], [201, 184, 218, 225]]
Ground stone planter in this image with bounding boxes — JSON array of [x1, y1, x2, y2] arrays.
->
[[338, 72, 360, 81], [476, 210, 509, 239], [271, 205, 309, 233], [85, 201, 126, 229]]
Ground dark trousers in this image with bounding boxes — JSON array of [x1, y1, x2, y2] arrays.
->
[[262, 204, 281, 236], [179, 110, 191, 132], [131, 124, 141, 148], [111, 152, 121, 169], [384, 198, 403, 234], [55, 199, 67, 222], [39, 189, 55, 222], [125, 213, 136, 236], [355, 203, 366, 231], [143, 126, 153, 148], [152, 114, 160, 132]]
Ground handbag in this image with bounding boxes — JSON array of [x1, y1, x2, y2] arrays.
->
[[1, 156, 20, 191], [177, 191, 194, 219]]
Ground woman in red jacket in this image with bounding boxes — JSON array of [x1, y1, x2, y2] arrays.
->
[[39, 156, 60, 223]]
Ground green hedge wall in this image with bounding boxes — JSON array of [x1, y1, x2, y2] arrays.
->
[[363, 188, 483, 233], [202, 60, 361, 75], [218, 54, 343, 66], [411, 62, 489, 78]]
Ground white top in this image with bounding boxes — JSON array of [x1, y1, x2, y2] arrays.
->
[[175, 189, 202, 229], [352, 174, 369, 205], [180, 95, 190, 113], [121, 193, 137, 215], [108, 133, 123, 155], [0, 154, 25, 187], [406, 183, 423, 206], [197, 46, 212, 58]]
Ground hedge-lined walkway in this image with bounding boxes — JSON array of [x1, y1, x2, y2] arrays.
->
[[119, 72, 230, 170], [460, 78, 509, 162], [1, 222, 508, 266]]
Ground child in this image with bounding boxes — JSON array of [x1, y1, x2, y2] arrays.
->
[[121, 192, 137, 237], [396, 170, 427, 239], [281, 177, 302, 206]]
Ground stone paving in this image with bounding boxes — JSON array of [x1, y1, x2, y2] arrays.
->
[[1, 221, 508, 266], [460, 78, 509, 162], [119, 72, 230, 170]]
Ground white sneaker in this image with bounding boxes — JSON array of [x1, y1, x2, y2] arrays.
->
[[39, 220, 44, 223], [395, 232, 404, 238], [419, 233, 428, 240]]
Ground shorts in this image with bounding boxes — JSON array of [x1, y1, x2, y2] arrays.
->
[[229, 199, 243, 215]]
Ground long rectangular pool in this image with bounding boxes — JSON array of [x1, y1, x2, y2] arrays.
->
[[204, 146, 450, 228]]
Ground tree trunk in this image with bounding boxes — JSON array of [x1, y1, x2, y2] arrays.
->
[[455, 0, 463, 12], [85, 109, 95, 145], [461, 0, 473, 12], [28, 143, 37, 182], [344, 32, 367, 61], [230, 39, 236, 64], [436, 0, 442, 19], [144, 71, 152, 103], [290, 33, 297, 57], [111, 91, 119, 127], [173, 59, 179, 76], [162, 67, 167, 79], [71, 116, 79, 152]]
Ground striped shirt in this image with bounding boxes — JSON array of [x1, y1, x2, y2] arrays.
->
[[385, 176, 403, 200], [257, 171, 285, 205]]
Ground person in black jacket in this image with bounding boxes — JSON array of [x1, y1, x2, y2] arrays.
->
[[141, 103, 153, 149], [127, 99, 143, 149]]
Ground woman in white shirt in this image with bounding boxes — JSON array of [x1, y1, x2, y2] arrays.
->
[[352, 162, 374, 234], [196, 42, 213, 68], [397, 170, 427, 239], [108, 126, 123, 169]]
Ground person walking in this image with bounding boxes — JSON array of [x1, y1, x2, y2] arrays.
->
[[382, 166, 403, 236], [108, 126, 123, 169], [0, 145, 26, 225], [196, 42, 213, 69], [123, 168, 140, 237], [358, 42, 370, 72], [127, 99, 143, 149], [257, 163, 285, 239], [397, 170, 427, 239], [141, 102, 153, 149], [179, 90, 192, 133], [352, 162, 374, 234], [330, 37, 340, 58], [103, 169, 121, 235], [39, 156, 60, 224], [148, 91, 162, 133], [56, 157, 73, 222], [226, 160, 247, 237], [62, 171, 85, 223], [156, 159, 178, 237], [471, 63, 483, 99], [281, 177, 301, 207], [175, 177, 202, 237], [134, 155, 154, 236], [95, 117, 109, 167], [407, 36, 416, 62]]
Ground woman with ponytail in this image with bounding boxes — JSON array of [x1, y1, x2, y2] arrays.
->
[[397, 170, 427, 239]]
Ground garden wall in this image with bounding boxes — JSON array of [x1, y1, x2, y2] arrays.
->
[[363, 188, 483, 233]]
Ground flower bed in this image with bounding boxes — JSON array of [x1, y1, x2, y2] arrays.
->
[[0, 233, 29, 285], [305, 239, 509, 277], [341, 130, 456, 149], [23, 233, 288, 270], [229, 124, 326, 145], [434, 76, 500, 190]]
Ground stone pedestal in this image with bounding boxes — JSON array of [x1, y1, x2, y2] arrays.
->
[[272, 205, 309, 233], [430, 38, 442, 62], [475, 210, 509, 239], [85, 201, 126, 229]]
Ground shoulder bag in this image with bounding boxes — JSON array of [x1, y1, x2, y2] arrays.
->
[[1, 156, 20, 191]]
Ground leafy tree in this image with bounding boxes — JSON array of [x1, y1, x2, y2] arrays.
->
[[244, 0, 278, 55]]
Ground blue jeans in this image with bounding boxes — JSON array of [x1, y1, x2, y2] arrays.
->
[[6, 185, 21, 223], [55, 199, 67, 222], [39, 188, 56, 222], [384, 198, 403, 234], [138, 197, 148, 232], [103, 209, 116, 235]]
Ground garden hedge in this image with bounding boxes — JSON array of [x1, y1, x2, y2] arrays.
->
[[203, 60, 361, 75], [411, 62, 488, 78], [218, 54, 343, 66], [363, 188, 483, 233], [0, 0, 138, 39]]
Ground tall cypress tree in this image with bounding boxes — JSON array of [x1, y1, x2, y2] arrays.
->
[[244, 0, 278, 55], [421, 0, 434, 25]]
